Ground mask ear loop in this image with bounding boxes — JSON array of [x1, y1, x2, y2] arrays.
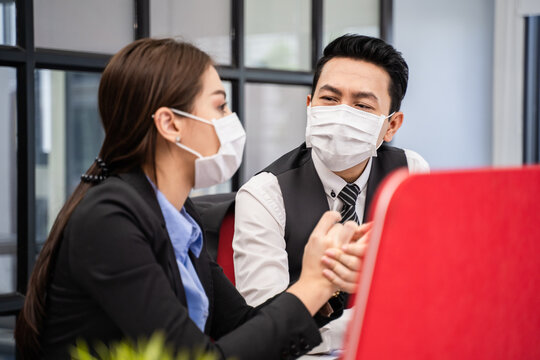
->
[[375, 112, 396, 149], [170, 108, 214, 125], [384, 111, 396, 120], [171, 108, 215, 159], [175, 136, 203, 159], [150, 111, 205, 158]]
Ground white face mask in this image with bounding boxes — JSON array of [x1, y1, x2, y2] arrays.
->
[[171, 108, 246, 189], [305, 104, 394, 172]]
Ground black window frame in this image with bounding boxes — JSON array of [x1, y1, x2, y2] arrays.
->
[[524, 15, 540, 164], [0, 0, 393, 341]]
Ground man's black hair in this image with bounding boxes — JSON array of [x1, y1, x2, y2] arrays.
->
[[311, 34, 409, 114]]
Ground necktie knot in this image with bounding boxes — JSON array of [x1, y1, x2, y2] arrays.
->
[[338, 183, 361, 224], [338, 183, 360, 206]]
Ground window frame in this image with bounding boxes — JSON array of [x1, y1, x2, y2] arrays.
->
[[0, 0, 392, 321], [523, 15, 540, 164]]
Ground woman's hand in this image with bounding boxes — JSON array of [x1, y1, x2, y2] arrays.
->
[[286, 211, 360, 315], [321, 222, 372, 294]]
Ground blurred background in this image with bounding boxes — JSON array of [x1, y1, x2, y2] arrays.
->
[[0, 0, 538, 358]]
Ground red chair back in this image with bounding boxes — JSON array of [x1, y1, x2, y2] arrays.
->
[[343, 166, 540, 360], [216, 211, 236, 285]]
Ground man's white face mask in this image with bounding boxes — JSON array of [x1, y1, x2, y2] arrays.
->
[[171, 108, 246, 189], [305, 104, 394, 172]]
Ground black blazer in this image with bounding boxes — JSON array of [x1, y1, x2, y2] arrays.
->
[[41, 170, 323, 359]]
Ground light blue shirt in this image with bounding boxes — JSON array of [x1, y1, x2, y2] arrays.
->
[[151, 183, 209, 332]]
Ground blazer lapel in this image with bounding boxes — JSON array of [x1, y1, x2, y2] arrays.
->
[[117, 170, 187, 305]]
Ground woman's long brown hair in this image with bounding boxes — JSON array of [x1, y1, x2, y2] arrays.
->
[[14, 38, 212, 358]]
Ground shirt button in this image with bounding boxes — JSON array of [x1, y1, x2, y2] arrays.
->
[[331, 190, 336, 198], [290, 342, 300, 356], [299, 336, 309, 350]]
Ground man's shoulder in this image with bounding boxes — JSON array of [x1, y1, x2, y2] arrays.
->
[[260, 143, 312, 176], [378, 143, 430, 172], [377, 144, 429, 173], [236, 171, 286, 227], [403, 148, 430, 173], [378, 143, 406, 155], [237, 143, 316, 211], [239, 171, 279, 195]]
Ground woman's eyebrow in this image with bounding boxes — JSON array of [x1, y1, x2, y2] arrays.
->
[[211, 89, 227, 99]]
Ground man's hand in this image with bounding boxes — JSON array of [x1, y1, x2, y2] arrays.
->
[[321, 222, 372, 294], [287, 211, 359, 315]]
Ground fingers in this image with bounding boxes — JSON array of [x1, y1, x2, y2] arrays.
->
[[324, 243, 367, 270], [351, 221, 373, 242], [322, 268, 357, 294], [321, 253, 360, 283], [321, 242, 367, 282], [341, 232, 370, 256], [305, 216, 371, 297], [320, 230, 371, 294], [325, 220, 357, 247], [310, 211, 341, 239]]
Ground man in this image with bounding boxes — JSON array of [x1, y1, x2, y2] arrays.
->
[[233, 34, 429, 352]]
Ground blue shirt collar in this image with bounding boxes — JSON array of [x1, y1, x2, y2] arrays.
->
[[147, 178, 203, 261]]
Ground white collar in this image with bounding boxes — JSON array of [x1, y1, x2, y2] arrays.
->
[[311, 150, 372, 203]]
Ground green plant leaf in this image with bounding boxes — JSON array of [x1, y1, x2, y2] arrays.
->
[[70, 332, 225, 360]]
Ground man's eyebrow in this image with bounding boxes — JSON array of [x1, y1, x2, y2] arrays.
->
[[352, 91, 379, 102], [318, 84, 342, 96]]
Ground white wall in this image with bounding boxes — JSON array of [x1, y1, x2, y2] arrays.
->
[[392, 0, 495, 170]]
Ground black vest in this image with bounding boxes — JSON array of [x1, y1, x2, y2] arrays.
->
[[262, 143, 408, 284]]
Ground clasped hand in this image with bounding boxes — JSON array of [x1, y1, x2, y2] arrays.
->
[[287, 211, 371, 315], [303, 211, 372, 295]]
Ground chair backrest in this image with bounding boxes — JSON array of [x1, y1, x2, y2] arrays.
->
[[216, 211, 236, 284], [191, 192, 236, 284], [343, 166, 540, 360]]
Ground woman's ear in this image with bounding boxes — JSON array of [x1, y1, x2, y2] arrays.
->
[[384, 112, 404, 142], [153, 107, 182, 143]]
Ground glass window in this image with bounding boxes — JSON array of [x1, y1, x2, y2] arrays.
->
[[323, 0, 380, 45], [0, 316, 15, 359], [0, 1, 16, 46], [245, 0, 311, 71], [243, 83, 309, 182], [190, 81, 234, 197], [33, 0, 134, 54], [150, 0, 232, 65], [0, 67, 16, 294], [35, 70, 103, 246]]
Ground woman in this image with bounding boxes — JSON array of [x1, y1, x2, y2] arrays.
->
[[15, 38, 368, 359]]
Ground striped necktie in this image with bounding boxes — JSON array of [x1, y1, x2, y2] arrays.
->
[[338, 183, 361, 224]]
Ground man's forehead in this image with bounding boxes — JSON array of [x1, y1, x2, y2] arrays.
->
[[316, 58, 390, 95]]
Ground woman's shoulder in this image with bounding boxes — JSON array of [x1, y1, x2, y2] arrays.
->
[[86, 175, 142, 202], [85, 171, 157, 208], [68, 172, 162, 237]]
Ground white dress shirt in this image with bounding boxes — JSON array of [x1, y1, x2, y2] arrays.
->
[[233, 147, 429, 353]]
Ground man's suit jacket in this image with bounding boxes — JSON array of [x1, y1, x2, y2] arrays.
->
[[41, 169, 322, 360]]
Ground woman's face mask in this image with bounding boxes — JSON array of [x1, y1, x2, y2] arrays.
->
[[171, 108, 246, 189]]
